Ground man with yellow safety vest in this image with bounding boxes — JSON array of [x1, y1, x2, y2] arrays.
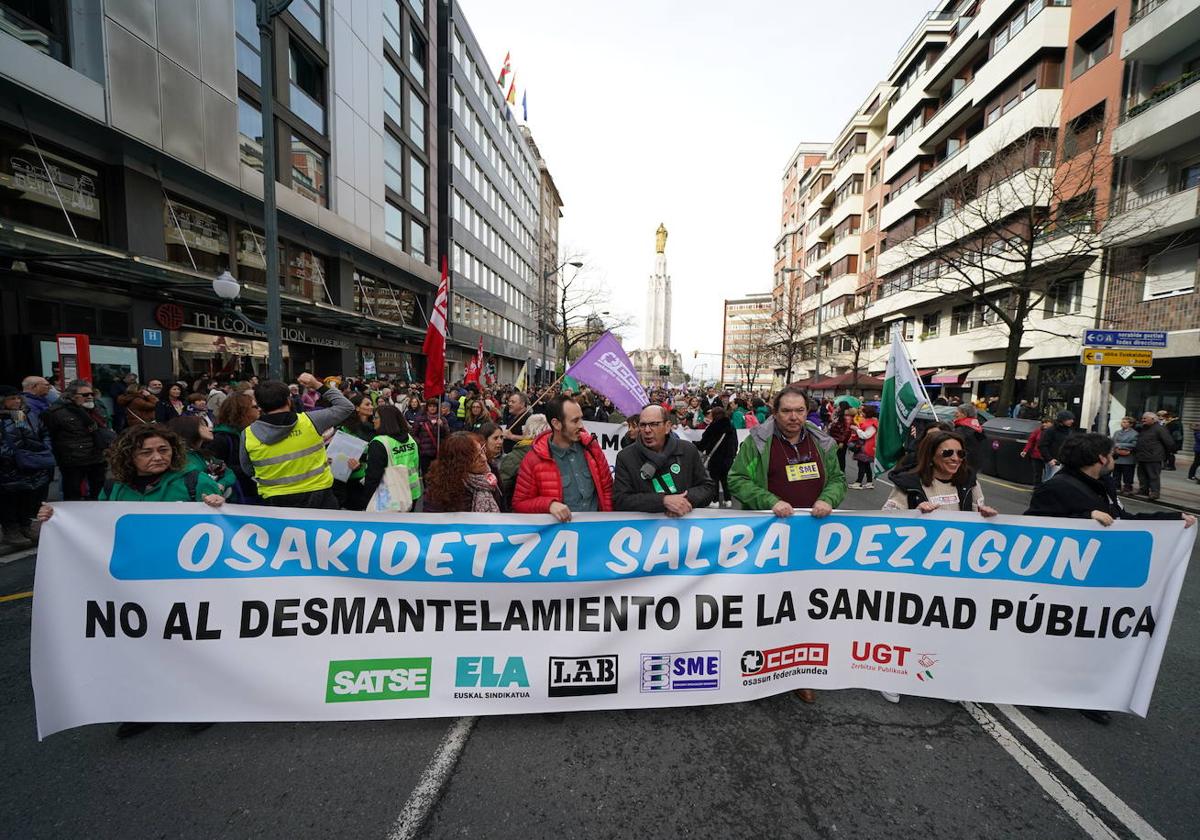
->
[[240, 372, 353, 508]]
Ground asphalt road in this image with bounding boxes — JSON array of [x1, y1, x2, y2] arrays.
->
[[1, 475, 1195, 839]]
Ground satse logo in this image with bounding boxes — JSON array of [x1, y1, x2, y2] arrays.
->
[[641, 651, 720, 692], [326, 657, 431, 702], [548, 655, 618, 697]]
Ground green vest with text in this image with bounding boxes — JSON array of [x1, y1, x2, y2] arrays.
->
[[373, 434, 422, 499], [244, 413, 332, 498]]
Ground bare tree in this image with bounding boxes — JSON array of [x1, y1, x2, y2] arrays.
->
[[826, 297, 878, 392], [889, 116, 1165, 412], [764, 289, 806, 385], [533, 263, 633, 372]]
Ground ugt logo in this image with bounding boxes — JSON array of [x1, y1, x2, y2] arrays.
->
[[851, 642, 911, 666], [548, 655, 618, 697]]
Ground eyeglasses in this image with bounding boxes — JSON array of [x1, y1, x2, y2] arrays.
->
[[638, 421, 665, 430], [76, 392, 94, 398], [938, 449, 965, 459]]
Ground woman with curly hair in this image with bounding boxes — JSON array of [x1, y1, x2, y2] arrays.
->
[[37, 426, 224, 514], [423, 431, 500, 512]]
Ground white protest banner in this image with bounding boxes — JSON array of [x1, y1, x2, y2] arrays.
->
[[581, 421, 749, 473], [31, 505, 1193, 738]]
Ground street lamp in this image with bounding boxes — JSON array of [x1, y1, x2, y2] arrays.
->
[[540, 259, 583, 383], [781, 266, 825, 389], [212, 270, 271, 332]]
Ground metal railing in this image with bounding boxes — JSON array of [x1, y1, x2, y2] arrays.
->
[[1122, 70, 1200, 122], [1129, 0, 1168, 25]]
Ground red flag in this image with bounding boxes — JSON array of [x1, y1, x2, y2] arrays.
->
[[423, 256, 448, 398], [464, 335, 484, 385]]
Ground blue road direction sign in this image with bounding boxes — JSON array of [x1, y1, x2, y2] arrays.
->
[[1083, 330, 1167, 348]]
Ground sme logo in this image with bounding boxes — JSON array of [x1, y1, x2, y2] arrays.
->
[[741, 643, 829, 676], [641, 651, 720, 692], [326, 657, 431, 703]]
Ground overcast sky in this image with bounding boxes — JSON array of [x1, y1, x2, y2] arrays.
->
[[458, 0, 934, 372]]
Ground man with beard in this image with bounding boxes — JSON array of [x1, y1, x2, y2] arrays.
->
[[612, 404, 715, 515]]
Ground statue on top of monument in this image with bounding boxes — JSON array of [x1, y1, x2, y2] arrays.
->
[[655, 223, 668, 254]]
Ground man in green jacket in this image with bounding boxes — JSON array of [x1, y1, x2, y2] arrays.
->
[[728, 386, 846, 518]]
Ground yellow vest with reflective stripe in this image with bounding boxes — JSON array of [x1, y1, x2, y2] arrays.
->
[[244, 413, 333, 498]]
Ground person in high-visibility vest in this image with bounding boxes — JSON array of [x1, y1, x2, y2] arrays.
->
[[360, 404, 422, 507], [239, 372, 353, 509]]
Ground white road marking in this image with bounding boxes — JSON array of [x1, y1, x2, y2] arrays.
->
[[995, 704, 1168, 840], [386, 716, 478, 840], [961, 702, 1119, 840]]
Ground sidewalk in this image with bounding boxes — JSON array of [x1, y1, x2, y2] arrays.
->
[[1156, 453, 1200, 513]]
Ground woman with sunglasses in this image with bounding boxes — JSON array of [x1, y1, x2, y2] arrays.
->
[[879, 429, 997, 704]]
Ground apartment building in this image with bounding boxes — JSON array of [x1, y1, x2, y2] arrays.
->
[[519, 124, 565, 387], [0, 0, 443, 390], [777, 0, 1198, 425], [439, 4, 542, 383], [722, 292, 775, 392]]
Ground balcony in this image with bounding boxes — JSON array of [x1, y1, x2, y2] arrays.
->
[[1122, 0, 1200, 63], [1113, 70, 1200, 158], [1107, 182, 1200, 246]]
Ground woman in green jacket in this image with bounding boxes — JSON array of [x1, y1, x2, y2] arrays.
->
[[167, 416, 239, 499], [334, 394, 377, 510]]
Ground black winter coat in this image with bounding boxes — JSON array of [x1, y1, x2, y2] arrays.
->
[[1134, 423, 1177, 463], [890, 467, 979, 511], [696, 417, 737, 478], [41, 401, 106, 466], [1025, 468, 1181, 521], [1037, 422, 1076, 462], [612, 436, 716, 513]]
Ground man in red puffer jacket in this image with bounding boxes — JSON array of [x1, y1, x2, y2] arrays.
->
[[512, 395, 612, 521]]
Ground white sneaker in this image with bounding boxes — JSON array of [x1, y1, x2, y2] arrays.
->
[[848, 482, 862, 489], [881, 691, 900, 704], [863, 482, 875, 490]]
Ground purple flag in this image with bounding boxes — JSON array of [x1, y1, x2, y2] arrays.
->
[[567, 332, 649, 418]]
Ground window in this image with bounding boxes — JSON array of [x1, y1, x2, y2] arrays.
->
[[951, 304, 972, 334], [235, 0, 260, 84], [903, 317, 915, 341], [408, 25, 426, 85], [385, 201, 404, 250], [237, 96, 263, 171], [922, 311, 940, 338], [285, 245, 328, 301], [865, 204, 877, 230], [163, 197, 229, 273], [407, 86, 425, 147], [288, 42, 325, 132], [868, 161, 881, 188], [872, 326, 888, 347], [1072, 14, 1113, 79], [384, 62, 402, 124], [289, 134, 326, 205], [407, 0, 424, 22], [863, 247, 875, 270], [409, 154, 425, 211], [288, 0, 323, 42], [409, 218, 426, 262], [1143, 245, 1197, 301], [0, 0, 69, 63], [384, 0, 401, 53], [1045, 277, 1083, 316], [384, 131, 404, 194], [1063, 102, 1105, 159]]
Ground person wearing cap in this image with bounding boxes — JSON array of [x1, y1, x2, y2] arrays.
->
[[1037, 410, 1077, 482]]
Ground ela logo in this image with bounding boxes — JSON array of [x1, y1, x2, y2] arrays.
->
[[548, 655, 619, 697], [641, 651, 720, 692], [326, 657, 431, 702], [455, 656, 530, 688]]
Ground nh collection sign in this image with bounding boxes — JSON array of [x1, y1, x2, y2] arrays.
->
[[188, 311, 350, 350]]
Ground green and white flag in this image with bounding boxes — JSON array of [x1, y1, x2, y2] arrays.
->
[[875, 324, 932, 474]]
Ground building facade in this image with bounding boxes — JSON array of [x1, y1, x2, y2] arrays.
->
[[0, 0, 443, 394], [438, 4, 542, 384], [775, 0, 1198, 429], [721, 292, 775, 392], [518, 124, 564, 386]]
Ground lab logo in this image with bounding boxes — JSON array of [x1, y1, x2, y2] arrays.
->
[[640, 651, 720, 692], [325, 657, 431, 702], [548, 655, 619, 697]]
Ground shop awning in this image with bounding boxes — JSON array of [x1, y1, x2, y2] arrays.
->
[[964, 361, 1030, 382], [808, 371, 886, 390], [931, 367, 971, 384]]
